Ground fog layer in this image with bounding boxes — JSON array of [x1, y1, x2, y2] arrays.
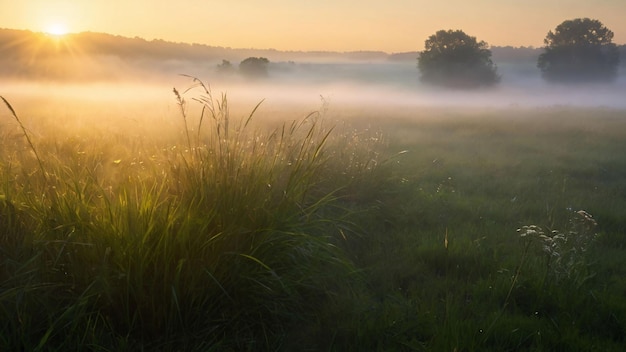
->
[[4, 58, 626, 114], [223, 61, 626, 109]]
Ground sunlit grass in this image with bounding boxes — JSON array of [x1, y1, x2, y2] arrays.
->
[[0, 82, 390, 350], [1, 88, 626, 350]]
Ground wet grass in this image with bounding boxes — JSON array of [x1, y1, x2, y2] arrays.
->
[[1, 88, 626, 351], [306, 107, 626, 351]]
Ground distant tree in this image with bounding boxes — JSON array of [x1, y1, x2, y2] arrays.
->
[[417, 30, 500, 88], [538, 18, 620, 83], [216, 59, 234, 75], [239, 57, 270, 78]]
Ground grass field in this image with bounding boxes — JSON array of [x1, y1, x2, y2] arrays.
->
[[1, 84, 626, 351]]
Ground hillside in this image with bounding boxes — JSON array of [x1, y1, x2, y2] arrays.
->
[[0, 28, 623, 82], [0, 28, 389, 81]]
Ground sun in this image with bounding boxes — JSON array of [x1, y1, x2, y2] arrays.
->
[[45, 23, 69, 36]]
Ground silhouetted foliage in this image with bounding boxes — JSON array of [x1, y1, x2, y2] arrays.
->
[[216, 59, 235, 75], [418, 30, 500, 88], [239, 57, 270, 78], [538, 18, 620, 83]]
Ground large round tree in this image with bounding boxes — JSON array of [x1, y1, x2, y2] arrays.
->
[[538, 18, 620, 83], [418, 30, 500, 88], [239, 57, 270, 78]]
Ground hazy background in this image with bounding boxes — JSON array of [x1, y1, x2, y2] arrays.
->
[[2, 29, 626, 118]]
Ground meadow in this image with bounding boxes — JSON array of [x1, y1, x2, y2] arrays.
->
[[1, 80, 626, 351]]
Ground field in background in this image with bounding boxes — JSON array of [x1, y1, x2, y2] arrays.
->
[[1, 83, 626, 350]]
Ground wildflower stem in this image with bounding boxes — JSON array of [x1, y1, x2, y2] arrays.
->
[[482, 238, 532, 344], [1, 96, 48, 184]]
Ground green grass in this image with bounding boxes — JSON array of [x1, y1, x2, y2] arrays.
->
[[307, 107, 626, 351], [2, 87, 626, 351]]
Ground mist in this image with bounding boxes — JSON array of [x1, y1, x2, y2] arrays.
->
[[218, 60, 626, 109], [2, 28, 625, 114], [4, 55, 626, 121]]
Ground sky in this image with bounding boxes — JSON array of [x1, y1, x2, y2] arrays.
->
[[2, 0, 626, 53]]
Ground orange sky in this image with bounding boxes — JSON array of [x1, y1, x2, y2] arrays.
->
[[3, 1, 626, 52]]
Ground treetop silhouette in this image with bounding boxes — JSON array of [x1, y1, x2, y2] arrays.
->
[[418, 29, 500, 88], [538, 18, 620, 83]]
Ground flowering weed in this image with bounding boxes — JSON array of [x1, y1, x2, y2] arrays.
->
[[518, 210, 598, 284]]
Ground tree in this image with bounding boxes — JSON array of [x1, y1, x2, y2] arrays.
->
[[239, 57, 270, 78], [216, 59, 235, 75], [417, 30, 500, 88], [538, 18, 620, 83]]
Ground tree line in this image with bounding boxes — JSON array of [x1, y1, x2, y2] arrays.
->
[[418, 18, 621, 88], [0, 18, 622, 85]]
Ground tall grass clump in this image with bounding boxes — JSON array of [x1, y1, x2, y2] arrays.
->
[[0, 81, 388, 350]]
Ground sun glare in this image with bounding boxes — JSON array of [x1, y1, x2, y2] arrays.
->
[[45, 23, 68, 36]]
